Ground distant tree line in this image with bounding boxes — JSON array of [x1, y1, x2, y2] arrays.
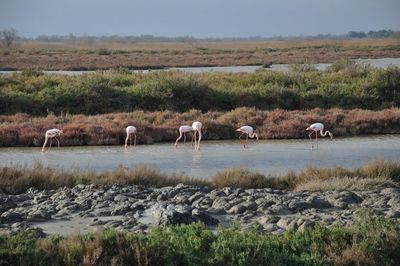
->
[[2, 29, 397, 44], [348, 29, 398, 39]]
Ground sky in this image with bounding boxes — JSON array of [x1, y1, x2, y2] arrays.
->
[[0, 0, 399, 38]]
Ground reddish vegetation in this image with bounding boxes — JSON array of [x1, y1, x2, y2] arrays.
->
[[1, 39, 399, 70], [0, 108, 399, 147]]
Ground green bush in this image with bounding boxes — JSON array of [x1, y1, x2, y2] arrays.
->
[[1, 65, 399, 115]]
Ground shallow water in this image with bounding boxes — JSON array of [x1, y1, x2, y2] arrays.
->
[[1, 58, 399, 75], [1, 135, 399, 178]]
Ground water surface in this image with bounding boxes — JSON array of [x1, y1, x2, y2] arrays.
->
[[1, 58, 399, 75], [1, 135, 399, 179]]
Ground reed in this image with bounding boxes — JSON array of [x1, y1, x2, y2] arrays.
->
[[1, 160, 399, 194]]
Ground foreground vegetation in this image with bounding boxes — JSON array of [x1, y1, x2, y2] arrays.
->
[[1, 38, 399, 70], [1, 62, 400, 115], [1, 210, 399, 265], [1, 160, 399, 194]]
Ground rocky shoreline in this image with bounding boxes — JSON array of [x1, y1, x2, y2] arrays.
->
[[1, 184, 400, 235]]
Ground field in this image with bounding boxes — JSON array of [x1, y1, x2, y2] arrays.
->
[[1, 38, 400, 70]]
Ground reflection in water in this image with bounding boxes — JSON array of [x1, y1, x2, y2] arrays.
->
[[0, 135, 399, 179]]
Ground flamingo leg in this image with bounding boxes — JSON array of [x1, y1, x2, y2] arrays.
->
[[175, 131, 183, 147], [194, 131, 198, 150], [42, 137, 48, 152], [246, 133, 249, 148], [308, 131, 314, 149], [49, 138, 53, 151], [183, 133, 186, 144], [55, 137, 60, 149], [239, 132, 244, 148], [134, 133, 137, 147], [125, 134, 129, 149], [316, 130, 318, 149], [191, 132, 195, 147]]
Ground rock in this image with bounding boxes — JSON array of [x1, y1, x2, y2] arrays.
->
[[288, 200, 310, 211], [306, 196, 332, 209], [151, 204, 194, 226], [386, 209, 400, 218], [0, 196, 17, 214], [1, 211, 23, 222], [192, 209, 219, 226], [93, 207, 112, 217], [188, 192, 204, 203], [277, 217, 292, 229], [298, 220, 315, 231]]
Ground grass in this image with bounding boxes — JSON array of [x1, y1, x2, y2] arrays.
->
[[1, 107, 400, 147], [1, 65, 400, 116], [0, 209, 399, 265], [1, 38, 400, 70], [0, 160, 399, 194]]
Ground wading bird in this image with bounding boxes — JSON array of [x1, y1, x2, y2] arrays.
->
[[125, 126, 137, 149], [235, 126, 258, 148], [192, 121, 202, 151], [174, 125, 194, 147], [41, 128, 63, 152], [306, 122, 333, 149]]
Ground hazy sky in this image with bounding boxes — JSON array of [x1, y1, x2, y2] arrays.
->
[[1, 0, 399, 38]]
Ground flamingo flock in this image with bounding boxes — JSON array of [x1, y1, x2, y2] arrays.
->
[[41, 122, 333, 152]]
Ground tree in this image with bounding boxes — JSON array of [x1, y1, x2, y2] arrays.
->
[[1, 28, 18, 48]]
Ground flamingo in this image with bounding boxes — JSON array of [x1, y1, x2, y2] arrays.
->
[[306, 123, 333, 149], [41, 128, 63, 152], [125, 126, 137, 149], [174, 125, 194, 147], [192, 121, 202, 151], [235, 126, 258, 148]]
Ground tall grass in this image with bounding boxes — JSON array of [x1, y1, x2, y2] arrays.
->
[[1, 107, 400, 147], [0, 160, 399, 194], [1, 65, 400, 115], [1, 210, 399, 265]]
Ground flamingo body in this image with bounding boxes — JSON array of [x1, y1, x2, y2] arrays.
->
[[192, 121, 202, 151], [125, 126, 137, 149], [236, 125, 258, 148], [42, 128, 63, 152], [306, 122, 333, 149], [174, 125, 194, 147]]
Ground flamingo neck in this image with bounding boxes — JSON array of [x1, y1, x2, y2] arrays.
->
[[249, 132, 257, 139], [320, 130, 332, 138]]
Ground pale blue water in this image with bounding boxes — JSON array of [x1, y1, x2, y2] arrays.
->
[[0, 135, 399, 179]]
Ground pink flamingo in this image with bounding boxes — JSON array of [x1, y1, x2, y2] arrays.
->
[[306, 123, 333, 149], [192, 121, 202, 151], [125, 126, 137, 149], [41, 128, 63, 152], [235, 126, 258, 148], [174, 125, 195, 147]]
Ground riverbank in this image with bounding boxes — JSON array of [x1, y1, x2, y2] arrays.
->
[[1, 108, 400, 147], [1, 161, 399, 264]]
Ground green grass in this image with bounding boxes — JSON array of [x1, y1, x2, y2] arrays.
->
[[0, 210, 399, 265]]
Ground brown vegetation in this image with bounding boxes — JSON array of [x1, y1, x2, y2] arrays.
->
[[1, 108, 400, 147], [1, 160, 398, 194], [1, 38, 399, 70]]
